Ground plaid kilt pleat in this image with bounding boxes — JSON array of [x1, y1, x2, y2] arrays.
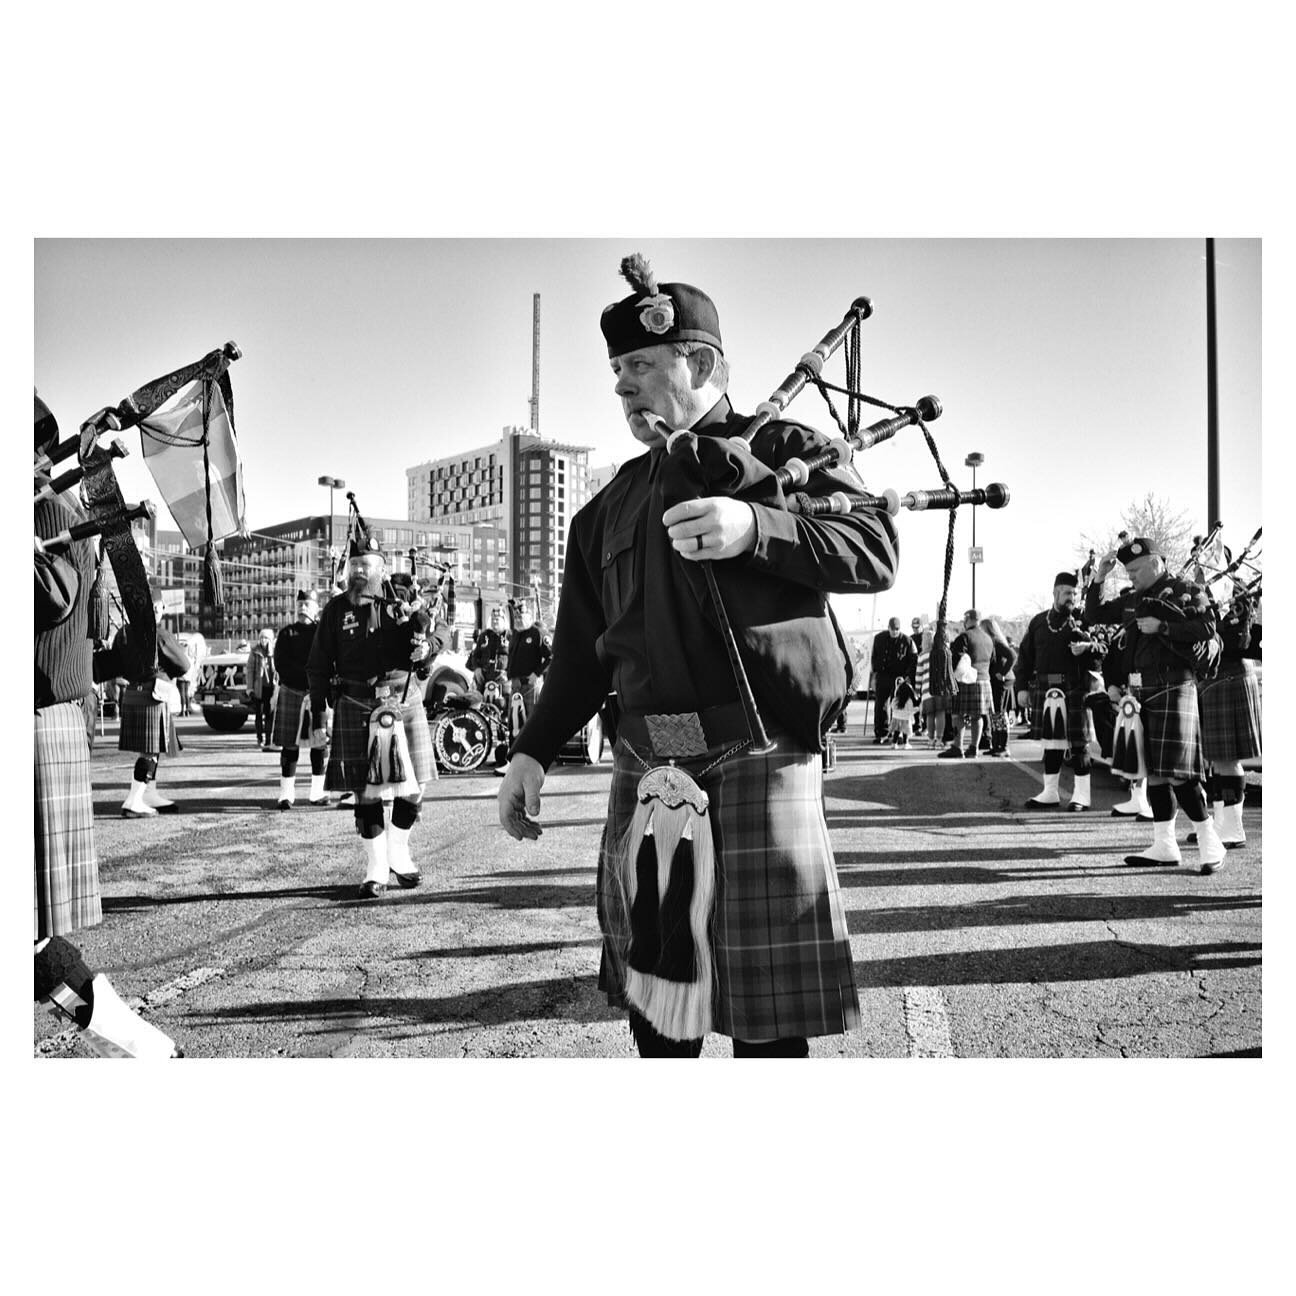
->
[[596, 733, 859, 1042], [1197, 660, 1262, 763], [1027, 682, 1088, 751], [118, 692, 178, 757], [326, 693, 433, 791], [1134, 680, 1204, 781], [34, 702, 101, 940], [955, 679, 993, 719], [271, 685, 316, 748]]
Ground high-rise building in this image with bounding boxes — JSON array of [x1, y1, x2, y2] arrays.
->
[[406, 426, 594, 615]]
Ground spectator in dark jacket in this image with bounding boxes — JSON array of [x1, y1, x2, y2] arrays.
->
[[870, 616, 917, 743]]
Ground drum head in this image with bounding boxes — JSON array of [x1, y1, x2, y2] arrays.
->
[[433, 706, 493, 773]]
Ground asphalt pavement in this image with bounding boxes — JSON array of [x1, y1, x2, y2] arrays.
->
[[34, 704, 1262, 1058]]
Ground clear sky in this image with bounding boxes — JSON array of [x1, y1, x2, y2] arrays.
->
[[34, 239, 1259, 633]]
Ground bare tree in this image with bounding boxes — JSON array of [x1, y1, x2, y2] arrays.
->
[[1078, 493, 1198, 596]]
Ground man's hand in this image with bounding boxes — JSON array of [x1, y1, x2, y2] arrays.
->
[[1016, 689, 1029, 709], [1068, 641, 1092, 656], [662, 497, 757, 561], [1135, 616, 1163, 635], [1106, 685, 1122, 704], [498, 753, 546, 841], [1096, 553, 1118, 580], [409, 634, 431, 664], [311, 727, 329, 749]]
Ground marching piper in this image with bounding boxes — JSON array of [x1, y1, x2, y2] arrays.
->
[[307, 541, 449, 899], [498, 254, 899, 1058], [1014, 572, 1101, 810], [1090, 538, 1224, 873], [34, 392, 181, 1057], [272, 589, 331, 809]]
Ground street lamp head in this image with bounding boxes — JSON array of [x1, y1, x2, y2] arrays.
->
[[964, 452, 984, 469], [317, 475, 345, 489]]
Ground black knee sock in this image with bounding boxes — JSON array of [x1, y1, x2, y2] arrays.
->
[[133, 755, 157, 783], [34, 936, 96, 1026], [391, 797, 420, 831], [355, 801, 384, 839], [1217, 774, 1245, 806], [628, 1009, 703, 1058], [310, 747, 325, 776], [1072, 746, 1091, 774], [1147, 782, 1175, 822], [1043, 750, 1063, 775], [281, 747, 300, 778], [733, 1036, 810, 1058], [1172, 780, 1208, 822]]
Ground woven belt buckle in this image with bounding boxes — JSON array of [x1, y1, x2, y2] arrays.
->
[[374, 684, 392, 699], [1128, 672, 1143, 688], [644, 711, 709, 759]]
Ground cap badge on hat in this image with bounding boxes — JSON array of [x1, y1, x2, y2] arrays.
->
[[1130, 541, 1144, 556], [638, 293, 675, 334]]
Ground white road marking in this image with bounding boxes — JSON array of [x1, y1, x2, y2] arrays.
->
[[903, 986, 953, 1058], [34, 966, 226, 1058]]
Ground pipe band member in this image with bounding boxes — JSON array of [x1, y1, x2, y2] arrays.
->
[[307, 540, 449, 899], [34, 391, 180, 1057], [272, 589, 330, 808], [1091, 537, 1225, 873], [497, 254, 900, 1058], [1015, 571, 1101, 810]]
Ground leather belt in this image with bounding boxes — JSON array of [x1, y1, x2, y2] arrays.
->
[[337, 675, 409, 700], [617, 700, 750, 758]]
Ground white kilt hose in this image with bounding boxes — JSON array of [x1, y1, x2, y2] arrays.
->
[[117, 687, 179, 757], [1133, 671, 1205, 781], [1197, 659, 1262, 763], [271, 684, 320, 748], [596, 730, 860, 1043], [35, 701, 101, 939], [325, 692, 434, 792]]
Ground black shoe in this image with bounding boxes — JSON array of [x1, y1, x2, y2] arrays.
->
[[277, 800, 293, 811], [1124, 853, 1178, 867], [1024, 797, 1061, 809], [390, 869, 421, 889], [1067, 803, 1090, 812], [356, 881, 385, 900], [937, 746, 965, 759]]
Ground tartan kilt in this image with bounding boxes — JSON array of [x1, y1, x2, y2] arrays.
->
[[34, 702, 101, 940], [271, 684, 317, 748], [596, 732, 859, 1042], [1197, 659, 1262, 763], [955, 678, 993, 719], [325, 692, 434, 792], [1027, 682, 1088, 751], [1134, 680, 1204, 781], [118, 689, 179, 757]]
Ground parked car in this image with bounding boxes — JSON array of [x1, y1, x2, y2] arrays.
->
[[195, 651, 252, 731]]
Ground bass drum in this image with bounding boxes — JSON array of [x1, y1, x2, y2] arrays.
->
[[432, 705, 497, 774], [556, 711, 605, 765]]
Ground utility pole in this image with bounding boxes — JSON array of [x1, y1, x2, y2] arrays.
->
[[1206, 238, 1220, 530]]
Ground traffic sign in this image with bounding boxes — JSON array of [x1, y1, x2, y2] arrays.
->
[[969, 546, 984, 564]]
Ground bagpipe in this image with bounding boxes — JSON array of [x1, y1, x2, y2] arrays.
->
[[649, 296, 1011, 754], [34, 342, 243, 677]]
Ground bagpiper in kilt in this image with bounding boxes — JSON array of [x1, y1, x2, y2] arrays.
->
[[113, 615, 190, 818], [307, 543, 448, 899], [1014, 572, 1101, 809], [33, 390, 180, 1058], [1194, 590, 1261, 849], [1091, 537, 1225, 873], [499, 253, 900, 1058], [271, 591, 333, 808]]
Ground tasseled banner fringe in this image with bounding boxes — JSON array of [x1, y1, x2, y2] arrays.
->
[[88, 558, 112, 641], [1111, 699, 1147, 780], [619, 794, 715, 1042], [1041, 689, 1069, 751], [202, 542, 223, 610]]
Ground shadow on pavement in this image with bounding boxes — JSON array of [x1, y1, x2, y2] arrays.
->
[[847, 890, 1262, 936], [103, 882, 357, 910], [398, 937, 601, 960], [854, 938, 1261, 987], [188, 972, 621, 1029]]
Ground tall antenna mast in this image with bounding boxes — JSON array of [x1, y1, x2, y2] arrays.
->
[[529, 292, 541, 434]]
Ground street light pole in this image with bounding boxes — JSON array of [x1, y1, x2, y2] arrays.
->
[[965, 452, 984, 609], [318, 475, 345, 586]]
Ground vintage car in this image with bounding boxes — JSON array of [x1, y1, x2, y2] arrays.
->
[[195, 650, 253, 731]]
